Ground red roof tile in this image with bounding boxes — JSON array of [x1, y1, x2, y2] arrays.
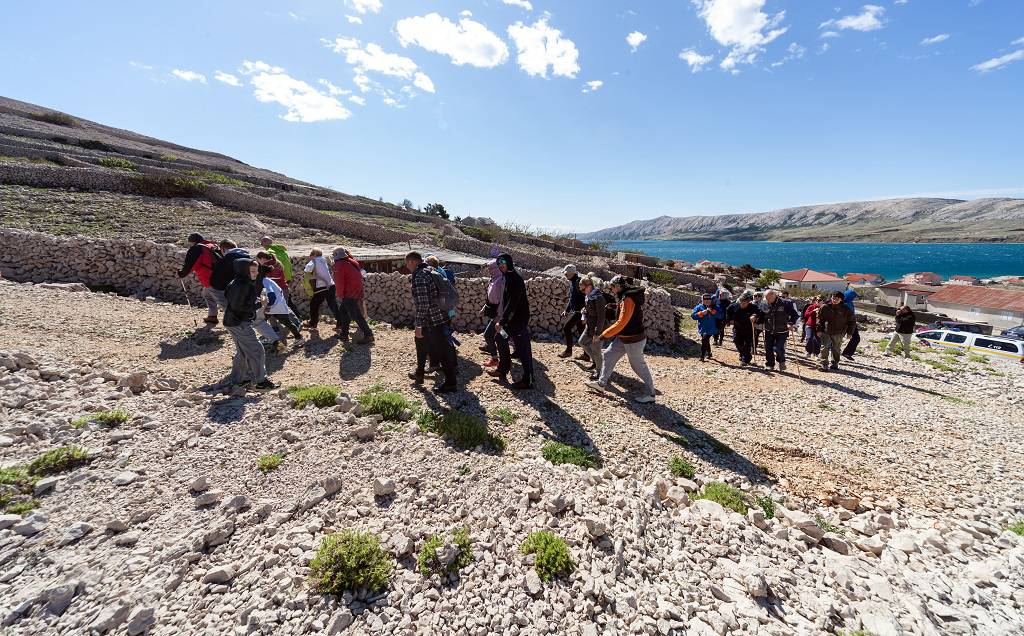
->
[[879, 282, 942, 294], [927, 286, 1024, 312], [779, 268, 844, 283]]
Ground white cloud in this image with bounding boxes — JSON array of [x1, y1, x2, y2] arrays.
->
[[920, 33, 949, 46], [214, 71, 241, 87], [582, 80, 603, 93], [1012, 36, 1024, 46], [240, 60, 351, 122], [691, 0, 788, 71], [349, 95, 366, 105], [894, 0, 907, 4], [502, 0, 533, 10], [171, 69, 207, 83], [970, 49, 1024, 73], [413, 72, 436, 93], [129, 61, 153, 71], [507, 17, 580, 78], [324, 38, 421, 79], [679, 49, 714, 72], [318, 79, 350, 95], [396, 13, 509, 68], [626, 31, 647, 52], [353, 73, 372, 93], [346, 0, 381, 15], [346, 15, 363, 24], [820, 30, 840, 39], [820, 5, 886, 32]]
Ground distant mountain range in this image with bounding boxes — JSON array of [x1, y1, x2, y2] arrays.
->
[[580, 198, 1024, 243]]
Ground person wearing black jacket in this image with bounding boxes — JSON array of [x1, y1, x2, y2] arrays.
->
[[209, 240, 250, 315], [756, 289, 799, 371], [559, 264, 587, 360], [726, 292, 761, 366], [884, 305, 917, 358], [223, 258, 277, 391], [488, 253, 534, 389]]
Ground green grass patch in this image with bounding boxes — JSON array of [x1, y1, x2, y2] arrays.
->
[[0, 466, 37, 496], [692, 482, 748, 515], [98, 156, 138, 171], [818, 402, 836, 412], [942, 349, 965, 357], [668, 455, 695, 479], [520, 531, 575, 582], [541, 441, 597, 468], [357, 385, 411, 421], [27, 446, 89, 477], [5, 499, 39, 515], [417, 410, 506, 453], [309, 530, 393, 595], [923, 359, 958, 372], [1007, 521, 1024, 537], [72, 408, 131, 429], [940, 395, 974, 406], [29, 111, 76, 126], [288, 385, 338, 409], [755, 496, 775, 519], [815, 514, 843, 535], [131, 174, 208, 198], [967, 354, 987, 363], [491, 407, 517, 426], [181, 168, 249, 187], [257, 453, 284, 473], [417, 527, 472, 577]]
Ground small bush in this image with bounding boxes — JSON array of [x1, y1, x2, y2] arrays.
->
[[159, 153, 178, 161], [668, 455, 695, 478], [29, 111, 76, 127], [27, 446, 89, 477], [491, 407, 517, 426], [5, 500, 39, 515], [418, 410, 506, 453], [0, 466, 36, 492], [647, 270, 676, 286], [257, 453, 284, 473], [693, 482, 748, 515], [98, 156, 137, 171], [131, 174, 208, 198], [417, 527, 473, 577], [520, 531, 575, 582], [942, 349, 965, 357], [288, 385, 339, 409], [357, 386, 411, 421], [1007, 521, 1024, 537], [182, 169, 249, 187], [755, 495, 775, 519], [541, 441, 597, 468], [309, 530, 393, 595], [815, 514, 842, 535], [73, 408, 131, 429]]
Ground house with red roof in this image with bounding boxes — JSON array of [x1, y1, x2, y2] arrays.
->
[[948, 275, 981, 286], [902, 272, 942, 286], [878, 282, 943, 310], [926, 286, 1024, 330], [844, 273, 885, 285], [777, 268, 847, 293]]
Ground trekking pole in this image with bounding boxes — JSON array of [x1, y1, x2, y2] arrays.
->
[[180, 278, 199, 328]]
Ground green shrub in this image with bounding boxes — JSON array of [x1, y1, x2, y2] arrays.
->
[[520, 531, 575, 582], [98, 156, 137, 170], [491, 407, 517, 426], [131, 174, 207, 198], [668, 455, 695, 478], [417, 527, 473, 577], [5, 499, 39, 515], [647, 270, 676, 286], [923, 359, 958, 372], [288, 385, 339, 409], [309, 530, 393, 595], [1007, 521, 1024, 537], [755, 496, 775, 519], [0, 465, 36, 492], [73, 408, 131, 429], [815, 514, 842, 535], [418, 410, 506, 453], [29, 111, 76, 126], [181, 169, 248, 187], [461, 225, 503, 243], [541, 441, 597, 468], [257, 453, 284, 473], [693, 482, 748, 515], [27, 446, 89, 477], [357, 385, 411, 421], [159, 153, 178, 161], [942, 349, 965, 357]]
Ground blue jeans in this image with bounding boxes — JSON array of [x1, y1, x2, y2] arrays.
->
[[764, 332, 788, 368]]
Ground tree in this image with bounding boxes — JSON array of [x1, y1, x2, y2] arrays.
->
[[737, 263, 761, 280], [755, 268, 781, 289], [400, 198, 414, 210], [423, 203, 449, 220]]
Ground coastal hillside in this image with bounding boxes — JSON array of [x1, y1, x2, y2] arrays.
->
[[581, 197, 1024, 243]]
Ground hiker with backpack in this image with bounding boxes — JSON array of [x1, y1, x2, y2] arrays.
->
[[333, 247, 374, 344], [178, 232, 222, 325], [209, 240, 250, 316], [578, 273, 607, 381], [302, 248, 344, 330], [480, 259, 504, 369], [223, 258, 277, 391], [261, 273, 303, 348], [407, 251, 458, 393], [259, 236, 301, 318], [426, 255, 460, 350], [488, 253, 534, 390], [559, 264, 587, 361], [587, 276, 656, 403]]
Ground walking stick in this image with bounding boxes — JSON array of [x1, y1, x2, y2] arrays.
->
[[180, 278, 199, 328]]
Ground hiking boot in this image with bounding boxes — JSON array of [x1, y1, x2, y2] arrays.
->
[[830, 363, 839, 370], [842, 354, 854, 362], [586, 380, 608, 393], [408, 371, 424, 385], [435, 383, 457, 394], [634, 394, 656, 404], [253, 379, 278, 391], [427, 365, 442, 374], [204, 316, 218, 325], [779, 362, 787, 372], [303, 322, 319, 330], [575, 352, 591, 362], [485, 369, 505, 378], [478, 345, 492, 353], [510, 378, 534, 390], [558, 349, 572, 359]]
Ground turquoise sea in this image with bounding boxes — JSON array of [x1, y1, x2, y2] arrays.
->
[[608, 241, 1024, 281]]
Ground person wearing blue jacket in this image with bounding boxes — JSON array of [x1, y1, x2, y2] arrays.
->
[[692, 293, 720, 361], [713, 289, 731, 346]]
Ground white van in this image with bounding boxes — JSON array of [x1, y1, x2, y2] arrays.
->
[[914, 329, 1024, 363]]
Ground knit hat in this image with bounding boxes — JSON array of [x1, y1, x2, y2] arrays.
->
[[187, 232, 203, 243], [563, 264, 577, 275]]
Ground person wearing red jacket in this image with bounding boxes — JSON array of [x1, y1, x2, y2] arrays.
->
[[178, 232, 222, 324], [803, 296, 823, 356], [332, 247, 374, 344]]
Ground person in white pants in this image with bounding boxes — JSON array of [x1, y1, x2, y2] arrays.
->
[[884, 305, 917, 358], [586, 276, 656, 403]]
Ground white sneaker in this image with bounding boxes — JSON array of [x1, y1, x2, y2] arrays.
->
[[585, 380, 607, 393], [634, 394, 656, 403]]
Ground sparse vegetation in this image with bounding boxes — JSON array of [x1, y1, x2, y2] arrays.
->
[[967, 354, 987, 363], [309, 530, 393, 595], [418, 410, 506, 452], [28, 445, 89, 476], [357, 385, 411, 421], [417, 527, 472, 577], [257, 453, 284, 473], [73, 408, 131, 429], [668, 455, 695, 478], [647, 270, 676, 286], [923, 359, 958, 372], [0, 155, 59, 166], [0, 466, 36, 493], [131, 174, 208, 198], [288, 385, 339, 409], [98, 156, 138, 171], [181, 168, 249, 187], [159, 153, 178, 161], [30, 111, 76, 126], [1007, 521, 1024, 537], [940, 395, 974, 406], [491, 407, 517, 426], [818, 402, 836, 412], [815, 514, 843, 535], [755, 269, 781, 289], [693, 482, 748, 515], [542, 441, 597, 468], [520, 531, 575, 582], [5, 500, 39, 515], [755, 496, 775, 519]]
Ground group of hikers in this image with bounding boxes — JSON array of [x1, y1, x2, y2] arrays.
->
[[178, 232, 916, 397]]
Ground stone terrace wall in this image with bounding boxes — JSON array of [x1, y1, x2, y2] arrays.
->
[[0, 229, 676, 343]]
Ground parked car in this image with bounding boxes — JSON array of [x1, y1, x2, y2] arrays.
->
[[1000, 325, 1024, 340], [915, 320, 990, 335], [914, 329, 1024, 363]]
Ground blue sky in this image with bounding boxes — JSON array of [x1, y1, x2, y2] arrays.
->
[[2, 0, 1022, 232]]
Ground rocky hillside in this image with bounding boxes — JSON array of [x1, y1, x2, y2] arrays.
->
[[582, 197, 1024, 243]]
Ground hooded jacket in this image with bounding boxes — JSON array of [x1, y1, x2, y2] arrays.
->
[[691, 302, 719, 336], [497, 254, 529, 329], [602, 286, 646, 343], [894, 308, 916, 334], [333, 255, 365, 300], [211, 248, 251, 291], [726, 300, 760, 337], [582, 286, 607, 337], [565, 273, 585, 314], [224, 258, 264, 327]]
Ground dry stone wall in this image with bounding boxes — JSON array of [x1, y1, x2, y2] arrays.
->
[[0, 229, 676, 343]]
